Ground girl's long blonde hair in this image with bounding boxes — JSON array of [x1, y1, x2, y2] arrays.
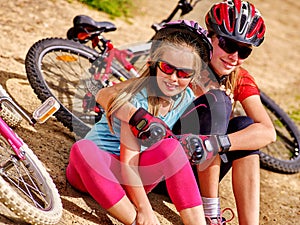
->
[[223, 67, 240, 96], [222, 68, 240, 110], [105, 33, 204, 133]]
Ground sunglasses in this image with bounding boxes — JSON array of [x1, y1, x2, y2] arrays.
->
[[156, 60, 195, 79], [217, 36, 252, 59]]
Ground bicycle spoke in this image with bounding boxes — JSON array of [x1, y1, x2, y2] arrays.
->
[[2, 159, 49, 209]]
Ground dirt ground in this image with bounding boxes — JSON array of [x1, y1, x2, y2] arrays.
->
[[0, 0, 299, 224]]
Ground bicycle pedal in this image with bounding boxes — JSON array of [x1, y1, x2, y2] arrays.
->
[[33, 97, 60, 123]]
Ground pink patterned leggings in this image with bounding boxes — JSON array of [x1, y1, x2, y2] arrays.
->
[[66, 138, 202, 211]]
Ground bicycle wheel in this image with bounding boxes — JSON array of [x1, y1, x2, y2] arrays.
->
[[0, 85, 22, 127], [0, 133, 62, 224], [25, 38, 126, 137], [259, 91, 300, 173], [0, 102, 22, 127]]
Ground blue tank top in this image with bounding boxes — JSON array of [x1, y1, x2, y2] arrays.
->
[[85, 87, 194, 155]]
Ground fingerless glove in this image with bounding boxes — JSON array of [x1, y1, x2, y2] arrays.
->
[[129, 107, 174, 147]]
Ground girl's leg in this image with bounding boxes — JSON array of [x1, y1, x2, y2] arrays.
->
[[167, 160, 206, 225], [151, 90, 231, 222], [197, 156, 221, 197], [174, 89, 232, 222], [179, 205, 206, 225], [232, 154, 260, 225], [221, 116, 260, 225], [139, 139, 206, 225], [66, 139, 136, 224], [106, 196, 137, 225], [173, 89, 232, 135], [193, 85, 231, 192], [196, 157, 222, 223], [220, 116, 257, 180], [172, 89, 232, 198]]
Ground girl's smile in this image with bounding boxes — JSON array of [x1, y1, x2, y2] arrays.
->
[[156, 46, 196, 97]]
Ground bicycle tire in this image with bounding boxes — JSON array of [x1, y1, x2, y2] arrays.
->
[[259, 91, 300, 173], [25, 38, 111, 137], [0, 85, 22, 127], [0, 133, 62, 224], [0, 102, 22, 127]]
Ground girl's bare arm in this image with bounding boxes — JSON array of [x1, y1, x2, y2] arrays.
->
[[119, 120, 159, 224], [95, 80, 137, 122], [228, 95, 276, 151]]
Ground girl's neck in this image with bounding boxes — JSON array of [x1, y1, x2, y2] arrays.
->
[[160, 96, 172, 105], [159, 97, 174, 116]]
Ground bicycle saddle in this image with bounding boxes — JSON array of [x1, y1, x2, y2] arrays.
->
[[72, 15, 117, 33]]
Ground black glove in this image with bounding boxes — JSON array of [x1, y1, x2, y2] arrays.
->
[[178, 134, 229, 165], [179, 134, 205, 164], [129, 107, 175, 147]]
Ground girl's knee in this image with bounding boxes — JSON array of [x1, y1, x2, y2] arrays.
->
[[141, 138, 187, 168], [146, 138, 182, 157], [69, 139, 102, 162], [228, 116, 254, 133], [66, 159, 87, 192]]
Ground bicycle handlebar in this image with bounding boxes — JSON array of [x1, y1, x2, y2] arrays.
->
[[151, 0, 201, 33]]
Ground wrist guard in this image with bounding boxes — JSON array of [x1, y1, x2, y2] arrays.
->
[[179, 134, 205, 165], [179, 134, 230, 165], [129, 107, 174, 147]]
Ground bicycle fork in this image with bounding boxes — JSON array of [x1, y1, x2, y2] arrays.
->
[[0, 96, 60, 162], [0, 117, 25, 160]]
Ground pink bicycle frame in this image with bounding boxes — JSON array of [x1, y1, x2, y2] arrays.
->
[[0, 116, 25, 160], [0, 96, 34, 160], [0, 96, 59, 160]]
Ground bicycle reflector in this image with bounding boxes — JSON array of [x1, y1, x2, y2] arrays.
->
[[33, 97, 60, 124]]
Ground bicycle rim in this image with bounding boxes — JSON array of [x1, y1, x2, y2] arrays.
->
[[259, 91, 300, 173], [25, 38, 102, 137], [0, 134, 62, 224]]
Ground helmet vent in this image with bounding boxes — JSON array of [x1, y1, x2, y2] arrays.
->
[[229, 9, 234, 28], [248, 17, 258, 34], [240, 15, 247, 32], [242, 3, 247, 10], [215, 8, 221, 20]]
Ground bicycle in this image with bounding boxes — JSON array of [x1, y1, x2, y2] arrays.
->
[[0, 84, 63, 225], [24, 0, 300, 174]]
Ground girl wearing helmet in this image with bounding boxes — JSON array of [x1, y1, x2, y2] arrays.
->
[[193, 0, 275, 224], [66, 20, 213, 225]]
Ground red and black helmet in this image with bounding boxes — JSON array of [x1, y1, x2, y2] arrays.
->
[[205, 0, 266, 46]]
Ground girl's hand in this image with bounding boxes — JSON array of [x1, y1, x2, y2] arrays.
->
[[136, 207, 160, 225]]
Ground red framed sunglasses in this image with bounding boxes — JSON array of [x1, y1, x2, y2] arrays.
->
[[217, 36, 252, 59], [156, 60, 195, 79]]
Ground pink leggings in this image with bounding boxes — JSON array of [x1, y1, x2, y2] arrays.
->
[[66, 138, 202, 211]]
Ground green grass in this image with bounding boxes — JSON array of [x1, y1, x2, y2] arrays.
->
[[289, 109, 300, 124], [79, 0, 134, 19]]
